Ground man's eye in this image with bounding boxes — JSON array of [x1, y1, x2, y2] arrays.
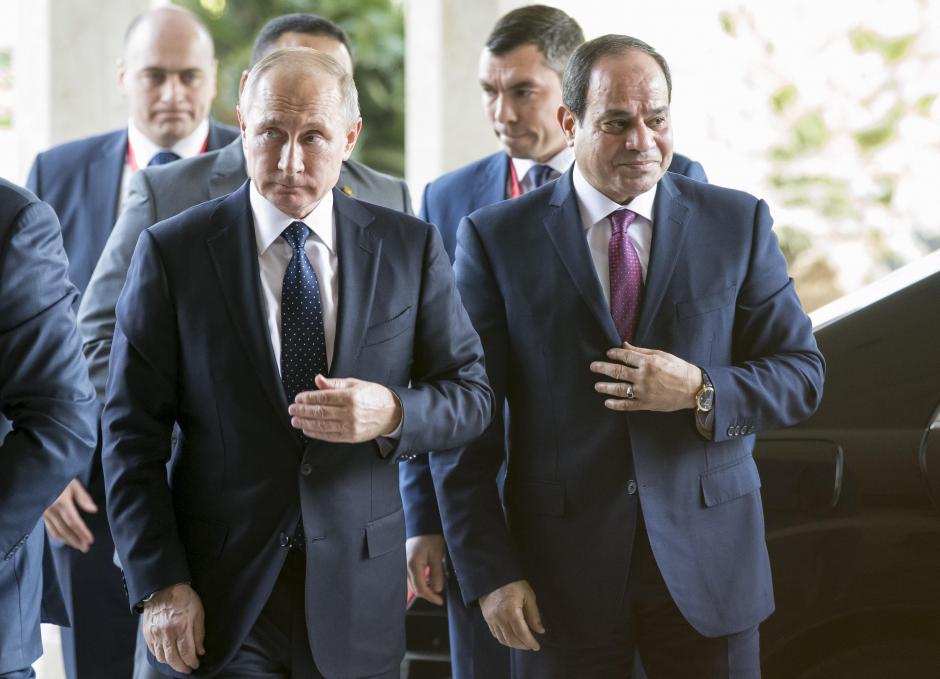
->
[[602, 120, 627, 131], [142, 72, 165, 85], [180, 71, 201, 85]]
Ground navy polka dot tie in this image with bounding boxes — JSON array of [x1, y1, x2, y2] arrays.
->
[[609, 209, 643, 343], [280, 221, 328, 405]]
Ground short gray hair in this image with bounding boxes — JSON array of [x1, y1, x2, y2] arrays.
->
[[240, 47, 360, 126]]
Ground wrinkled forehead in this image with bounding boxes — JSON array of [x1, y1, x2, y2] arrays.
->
[[245, 71, 344, 121], [587, 51, 669, 107]]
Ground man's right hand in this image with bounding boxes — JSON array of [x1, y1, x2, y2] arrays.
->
[[43, 478, 97, 553], [479, 579, 545, 651], [406, 534, 447, 605], [143, 583, 206, 674]]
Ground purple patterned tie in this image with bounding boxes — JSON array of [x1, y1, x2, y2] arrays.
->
[[608, 209, 643, 343]]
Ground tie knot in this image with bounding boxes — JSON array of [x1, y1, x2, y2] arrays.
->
[[609, 209, 637, 235], [281, 221, 310, 250], [148, 151, 181, 167], [525, 164, 558, 189]]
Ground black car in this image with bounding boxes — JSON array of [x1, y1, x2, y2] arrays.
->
[[404, 251, 940, 678]]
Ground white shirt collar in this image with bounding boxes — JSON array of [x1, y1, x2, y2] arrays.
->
[[127, 117, 210, 167], [511, 146, 575, 183], [572, 162, 658, 230], [249, 181, 335, 257]]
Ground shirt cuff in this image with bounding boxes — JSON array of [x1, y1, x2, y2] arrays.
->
[[376, 391, 404, 457]]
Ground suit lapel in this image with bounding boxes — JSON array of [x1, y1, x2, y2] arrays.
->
[[330, 189, 381, 377], [633, 173, 692, 346], [543, 170, 621, 346], [208, 140, 248, 199], [206, 182, 294, 434], [474, 152, 510, 206], [88, 131, 126, 233]]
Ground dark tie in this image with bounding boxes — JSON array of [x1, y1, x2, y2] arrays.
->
[[609, 209, 643, 343], [280, 221, 328, 406], [148, 151, 181, 166], [524, 164, 558, 190]]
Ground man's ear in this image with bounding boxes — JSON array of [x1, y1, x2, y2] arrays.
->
[[558, 106, 577, 147], [117, 59, 127, 94], [238, 69, 249, 96], [343, 117, 363, 159]]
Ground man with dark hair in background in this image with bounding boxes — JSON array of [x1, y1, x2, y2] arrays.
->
[[401, 7, 707, 678], [431, 34, 824, 678], [26, 8, 238, 678]]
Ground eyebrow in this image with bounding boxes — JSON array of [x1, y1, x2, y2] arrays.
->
[[599, 106, 670, 118]]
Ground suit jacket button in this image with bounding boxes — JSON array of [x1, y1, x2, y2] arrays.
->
[[300, 463, 313, 476], [279, 533, 290, 547], [727, 426, 735, 437], [626, 480, 638, 495]]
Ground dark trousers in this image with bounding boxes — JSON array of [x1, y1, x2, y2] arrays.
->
[[55, 454, 137, 679], [446, 567, 510, 679], [510, 515, 761, 679]]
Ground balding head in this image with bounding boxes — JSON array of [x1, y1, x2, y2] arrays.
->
[[119, 6, 218, 148], [236, 48, 362, 218]]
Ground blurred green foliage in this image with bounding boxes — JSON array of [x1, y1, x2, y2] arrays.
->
[[849, 29, 916, 64], [176, 0, 405, 176]]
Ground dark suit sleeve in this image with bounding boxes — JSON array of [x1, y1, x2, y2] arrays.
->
[[398, 183, 449, 537], [0, 199, 97, 558], [387, 223, 494, 460], [707, 199, 825, 441], [78, 171, 158, 401], [429, 216, 525, 605], [101, 229, 189, 607]]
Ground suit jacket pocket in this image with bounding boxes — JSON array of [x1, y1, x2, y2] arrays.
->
[[676, 285, 736, 320], [515, 480, 565, 517], [363, 306, 413, 346], [178, 515, 228, 560], [365, 506, 404, 559], [700, 456, 761, 507]]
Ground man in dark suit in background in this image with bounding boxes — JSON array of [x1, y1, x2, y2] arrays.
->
[[431, 35, 825, 678], [25, 7, 238, 679], [400, 7, 707, 678], [79, 13, 412, 403], [102, 47, 492, 678], [0, 178, 97, 679]]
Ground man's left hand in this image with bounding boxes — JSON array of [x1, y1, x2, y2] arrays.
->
[[590, 341, 700, 412], [288, 375, 402, 442]]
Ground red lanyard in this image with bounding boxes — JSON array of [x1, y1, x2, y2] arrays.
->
[[506, 156, 522, 199], [126, 135, 210, 172]]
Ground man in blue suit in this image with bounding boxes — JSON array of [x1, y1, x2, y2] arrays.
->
[[102, 48, 492, 678], [401, 7, 707, 678], [25, 7, 237, 679], [430, 35, 825, 678], [0, 178, 97, 679]]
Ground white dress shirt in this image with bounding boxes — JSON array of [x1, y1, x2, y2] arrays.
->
[[248, 181, 338, 374], [120, 118, 210, 210], [572, 163, 657, 305], [512, 147, 575, 194]]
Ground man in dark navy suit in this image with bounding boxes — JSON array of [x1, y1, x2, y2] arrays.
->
[[25, 7, 237, 679], [400, 7, 707, 678], [431, 35, 825, 678], [0, 178, 97, 679], [102, 48, 492, 678]]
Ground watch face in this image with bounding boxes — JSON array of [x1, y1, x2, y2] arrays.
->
[[697, 387, 714, 412]]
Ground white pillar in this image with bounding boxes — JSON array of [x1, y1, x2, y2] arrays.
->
[[6, 0, 152, 183], [405, 0, 505, 206]]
